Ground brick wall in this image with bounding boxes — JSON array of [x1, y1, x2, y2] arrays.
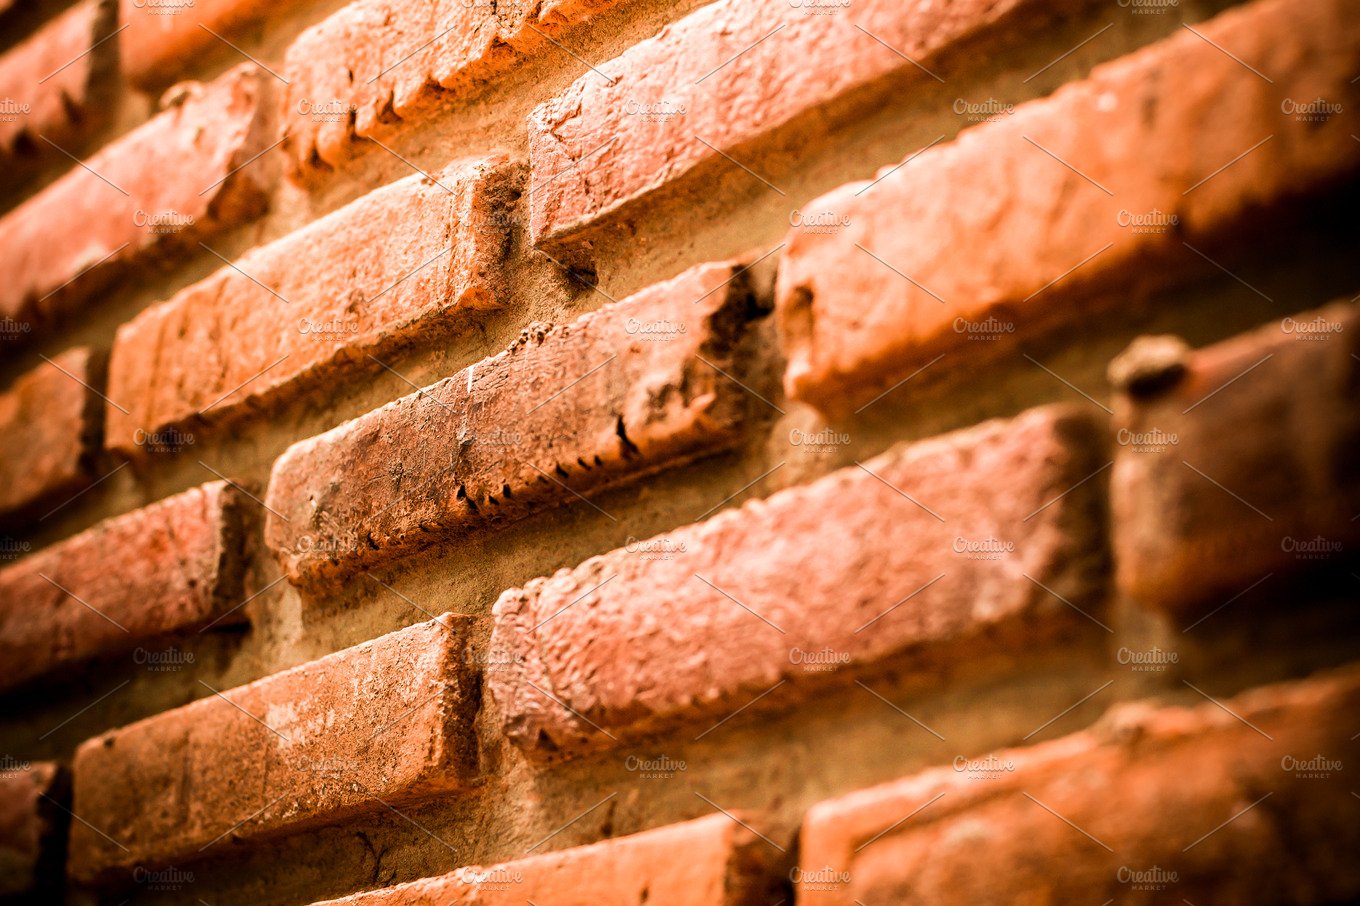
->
[[1, 0, 1357, 901]]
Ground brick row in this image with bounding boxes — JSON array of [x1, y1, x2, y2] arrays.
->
[[527, 0, 1064, 256], [119, 0, 297, 90], [488, 404, 1109, 760], [285, 0, 619, 175], [1, 64, 274, 338], [774, 0, 1360, 413], [799, 665, 1360, 903], [265, 260, 762, 590], [69, 613, 478, 881], [309, 813, 785, 905], [0, 347, 101, 520], [105, 155, 521, 458], [0, 481, 245, 693], [1111, 300, 1360, 618], [0, 762, 65, 900]]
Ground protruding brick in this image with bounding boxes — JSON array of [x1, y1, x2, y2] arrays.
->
[[0, 481, 245, 693], [0, 347, 101, 520], [0, 762, 66, 900], [309, 813, 786, 905], [799, 666, 1360, 904], [105, 155, 521, 457], [1111, 301, 1360, 618], [489, 405, 1109, 759], [284, 0, 619, 175], [265, 260, 762, 590], [774, 0, 1360, 412], [1, 64, 274, 336], [119, 0, 297, 89]]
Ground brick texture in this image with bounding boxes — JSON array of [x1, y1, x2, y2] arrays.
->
[[774, 0, 1360, 412], [265, 260, 762, 590], [489, 405, 1109, 759], [1, 64, 274, 336], [799, 665, 1360, 904], [0, 481, 245, 693], [0, 762, 66, 900], [308, 813, 786, 905], [119, 0, 295, 89], [105, 155, 521, 457], [69, 613, 479, 881], [0, 347, 100, 520], [1111, 300, 1360, 617]]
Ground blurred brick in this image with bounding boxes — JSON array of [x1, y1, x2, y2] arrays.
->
[[0, 481, 245, 693], [0, 762, 65, 899], [799, 665, 1360, 904], [265, 260, 762, 590], [774, 0, 1360, 413], [69, 613, 479, 882], [120, 0, 298, 89], [1111, 300, 1360, 618], [489, 405, 1109, 759], [105, 155, 521, 457]]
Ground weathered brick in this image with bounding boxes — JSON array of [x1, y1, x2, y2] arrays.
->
[[489, 405, 1109, 759], [799, 665, 1360, 904], [265, 260, 761, 590], [284, 0, 618, 174], [774, 0, 1360, 413], [1, 64, 274, 336], [0, 481, 245, 693], [1111, 301, 1360, 618], [0, 347, 101, 520], [0, 0, 116, 160], [119, 0, 295, 89], [69, 613, 479, 882], [309, 813, 785, 905], [527, 0, 1061, 255], [0, 762, 65, 900], [105, 155, 521, 457]]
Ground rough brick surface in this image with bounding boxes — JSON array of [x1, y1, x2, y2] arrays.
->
[[1, 64, 274, 335], [119, 0, 294, 89], [489, 405, 1109, 759], [0, 481, 245, 693], [69, 613, 479, 881], [0, 0, 116, 159], [774, 0, 1360, 412], [105, 156, 521, 457], [309, 814, 786, 905], [799, 665, 1360, 904], [527, 0, 1049, 255], [265, 260, 761, 590], [284, 0, 618, 174], [1111, 301, 1360, 617], [0, 763, 65, 899], [0, 347, 100, 520]]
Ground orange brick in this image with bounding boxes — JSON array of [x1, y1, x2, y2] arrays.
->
[[0, 762, 65, 900], [119, 0, 297, 89]]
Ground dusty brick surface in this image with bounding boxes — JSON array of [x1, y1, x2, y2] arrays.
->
[[799, 665, 1360, 904], [105, 155, 522, 457], [265, 260, 762, 590], [0, 347, 100, 520], [774, 0, 1360, 413], [119, 0, 296, 89], [68, 613, 479, 881], [1111, 301, 1360, 618], [0, 64, 274, 336], [0, 762, 65, 899], [0, 481, 245, 693], [489, 405, 1109, 759]]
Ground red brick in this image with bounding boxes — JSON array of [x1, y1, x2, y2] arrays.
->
[[0, 347, 101, 520], [119, 0, 296, 89], [105, 155, 521, 457], [527, 0, 1059, 255], [774, 0, 1360, 413], [0, 0, 117, 159], [1, 64, 274, 336], [489, 405, 1109, 759], [0, 481, 245, 693], [1111, 301, 1360, 618], [799, 665, 1360, 904], [69, 613, 478, 882], [265, 260, 761, 590], [308, 813, 785, 905], [0, 762, 65, 899], [284, 0, 619, 175]]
